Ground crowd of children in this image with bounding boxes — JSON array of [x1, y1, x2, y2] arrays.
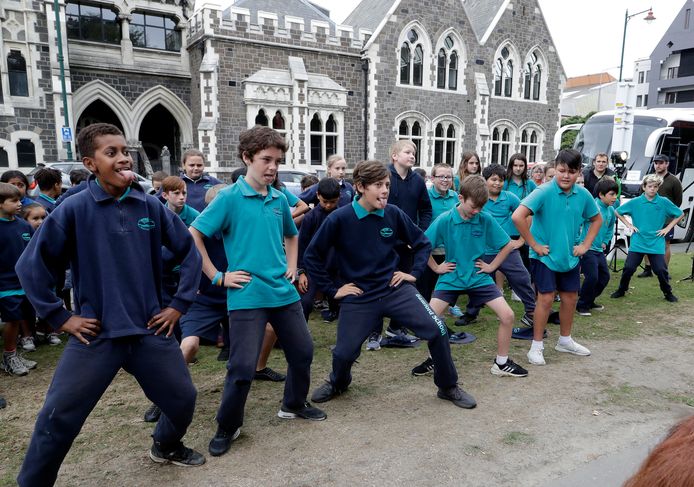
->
[[0, 121, 685, 485]]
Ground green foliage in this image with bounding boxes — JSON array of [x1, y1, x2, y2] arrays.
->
[[560, 111, 596, 150]]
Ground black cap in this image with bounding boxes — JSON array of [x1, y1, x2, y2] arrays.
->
[[653, 154, 668, 162]]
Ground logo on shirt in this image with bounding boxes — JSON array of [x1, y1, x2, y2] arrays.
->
[[137, 218, 156, 231], [21, 232, 31, 242], [380, 227, 393, 238], [472, 230, 483, 238], [204, 183, 213, 190]]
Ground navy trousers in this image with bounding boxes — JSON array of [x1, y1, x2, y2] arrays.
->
[[331, 284, 458, 391], [18, 334, 196, 487], [577, 250, 611, 309], [466, 249, 536, 316], [216, 301, 313, 432], [300, 277, 338, 321], [617, 251, 672, 296]]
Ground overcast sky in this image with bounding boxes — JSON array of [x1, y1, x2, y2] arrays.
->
[[223, 0, 687, 80]]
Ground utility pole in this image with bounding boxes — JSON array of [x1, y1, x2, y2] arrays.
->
[[53, 0, 73, 159]]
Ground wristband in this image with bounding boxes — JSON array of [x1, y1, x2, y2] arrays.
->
[[296, 268, 306, 276], [213, 271, 224, 286]]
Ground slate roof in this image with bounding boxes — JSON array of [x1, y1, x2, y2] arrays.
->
[[225, 0, 336, 33], [343, 0, 396, 32]]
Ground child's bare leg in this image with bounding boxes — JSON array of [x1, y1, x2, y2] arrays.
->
[[180, 336, 200, 364], [558, 291, 578, 337], [256, 324, 276, 371], [486, 297, 515, 357], [3, 321, 20, 351], [533, 292, 554, 341], [495, 272, 506, 292], [19, 319, 32, 339], [428, 298, 449, 317]]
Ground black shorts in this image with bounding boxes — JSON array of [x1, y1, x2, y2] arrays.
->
[[530, 259, 580, 293], [0, 294, 34, 322], [432, 284, 503, 309]]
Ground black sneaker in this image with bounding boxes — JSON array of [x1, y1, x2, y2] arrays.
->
[[610, 289, 626, 299], [0, 395, 6, 409], [208, 427, 241, 457], [454, 313, 477, 326], [311, 381, 343, 403], [521, 313, 534, 327], [411, 357, 434, 376], [637, 267, 653, 278], [143, 404, 161, 423], [576, 308, 591, 316], [321, 310, 338, 322], [217, 347, 230, 362], [277, 402, 327, 421], [150, 441, 206, 467], [254, 367, 286, 382], [549, 311, 561, 324], [490, 358, 528, 377], [437, 385, 477, 409], [664, 293, 678, 303], [590, 303, 605, 311]]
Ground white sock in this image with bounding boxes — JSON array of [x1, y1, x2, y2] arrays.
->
[[530, 340, 544, 351], [496, 355, 508, 365], [558, 335, 573, 346]]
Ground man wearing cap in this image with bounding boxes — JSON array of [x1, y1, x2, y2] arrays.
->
[[638, 154, 683, 277]]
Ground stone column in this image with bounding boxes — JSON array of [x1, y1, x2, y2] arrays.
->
[[118, 13, 133, 65]]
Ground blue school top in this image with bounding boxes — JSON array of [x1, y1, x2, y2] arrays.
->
[[504, 179, 536, 200], [298, 204, 336, 271], [161, 204, 200, 306], [425, 208, 509, 291], [54, 181, 87, 207], [178, 204, 200, 226], [16, 177, 202, 336], [279, 185, 300, 207], [304, 199, 431, 304], [181, 172, 223, 212], [580, 198, 616, 252], [427, 186, 458, 221], [191, 175, 299, 311], [0, 217, 32, 292], [522, 179, 599, 272], [35, 193, 57, 213], [483, 190, 521, 241], [617, 194, 683, 254], [194, 234, 228, 307], [388, 164, 432, 230], [299, 180, 354, 208]]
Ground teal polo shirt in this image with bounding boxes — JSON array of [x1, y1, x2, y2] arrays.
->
[[191, 176, 299, 310], [483, 190, 521, 244], [425, 207, 509, 290], [279, 186, 300, 207], [504, 179, 536, 200], [178, 204, 200, 227], [580, 198, 616, 252], [427, 186, 458, 221], [617, 194, 682, 254], [352, 197, 385, 218], [522, 179, 599, 272]]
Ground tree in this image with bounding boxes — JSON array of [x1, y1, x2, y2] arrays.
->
[[560, 111, 596, 150]]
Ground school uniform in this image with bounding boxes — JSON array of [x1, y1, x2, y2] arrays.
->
[[191, 175, 313, 434], [465, 191, 536, 317], [614, 194, 683, 296], [577, 198, 615, 310], [521, 179, 599, 293], [304, 199, 458, 392], [299, 180, 355, 208], [426, 207, 510, 307], [0, 217, 33, 322], [503, 178, 536, 200], [15, 176, 202, 486], [181, 172, 223, 212], [421, 186, 459, 300], [54, 181, 87, 207], [35, 193, 57, 213], [298, 204, 338, 319]]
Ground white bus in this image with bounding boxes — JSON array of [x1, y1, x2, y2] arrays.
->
[[556, 108, 694, 241]]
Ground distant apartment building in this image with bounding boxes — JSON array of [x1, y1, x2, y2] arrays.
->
[[560, 72, 616, 117]]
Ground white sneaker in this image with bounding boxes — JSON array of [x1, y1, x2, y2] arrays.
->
[[20, 336, 36, 352], [527, 348, 546, 366], [48, 333, 62, 346], [555, 339, 591, 356], [511, 290, 521, 302]]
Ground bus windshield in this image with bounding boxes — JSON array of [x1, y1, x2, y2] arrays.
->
[[574, 114, 667, 174]]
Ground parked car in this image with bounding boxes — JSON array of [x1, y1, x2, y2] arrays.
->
[[277, 169, 311, 196], [27, 162, 154, 196]]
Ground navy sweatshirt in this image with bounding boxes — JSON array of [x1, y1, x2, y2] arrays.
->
[[181, 172, 223, 212], [0, 218, 33, 291], [298, 181, 354, 208], [16, 177, 202, 337], [304, 202, 431, 303], [194, 234, 227, 307], [298, 204, 336, 271], [387, 164, 432, 230], [54, 181, 87, 207]]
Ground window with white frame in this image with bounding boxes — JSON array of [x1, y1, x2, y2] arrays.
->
[[433, 121, 459, 165], [0, 148, 8, 167], [494, 46, 514, 97], [17, 139, 36, 167], [400, 28, 425, 87], [491, 126, 513, 165], [398, 119, 425, 166], [8, 51, 29, 97], [523, 50, 543, 101], [254, 108, 287, 138], [519, 128, 541, 163], [310, 113, 338, 165], [436, 35, 460, 91]]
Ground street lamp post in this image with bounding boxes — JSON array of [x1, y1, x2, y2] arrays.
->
[[619, 7, 656, 82]]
